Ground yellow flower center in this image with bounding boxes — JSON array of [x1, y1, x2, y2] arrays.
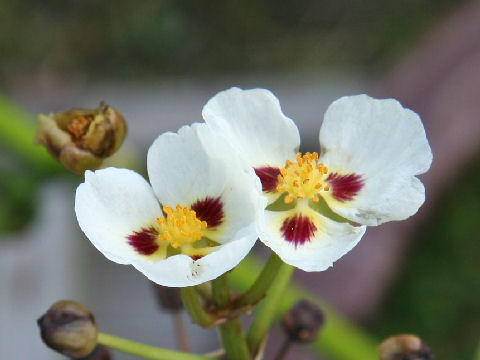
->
[[156, 205, 207, 249], [276, 152, 330, 204]]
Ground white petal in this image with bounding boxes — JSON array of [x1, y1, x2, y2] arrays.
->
[[147, 123, 228, 207], [319, 94, 433, 226], [257, 206, 366, 272], [132, 230, 257, 287], [144, 123, 263, 285], [148, 123, 264, 241], [202, 87, 300, 167], [75, 168, 162, 264], [195, 124, 266, 244]]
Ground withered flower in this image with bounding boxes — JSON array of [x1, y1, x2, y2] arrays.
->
[[378, 334, 434, 360], [37, 300, 98, 358], [36, 102, 127, 174], [281, 299, 325, 343]]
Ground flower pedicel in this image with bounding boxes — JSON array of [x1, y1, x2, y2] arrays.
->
[[202, 88, 433, 271], [75, 123, 263, 287]]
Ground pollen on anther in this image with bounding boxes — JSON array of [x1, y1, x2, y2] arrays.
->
[[284, 195, 294, 204], [277, 152, 330, 202]]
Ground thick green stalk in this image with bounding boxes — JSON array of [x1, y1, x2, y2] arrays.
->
[[246, 261, 294, 356], [180, 287, 215, 328], [211, 273, 230, 308], [218, 319, 251, 360], [0, 96, 60, 174], [231, 256, 378, 360], [97, 332, 210, 360], [474, 338, 480, 360], [212, 274, 251, 360], [235, 252, 283, 307]]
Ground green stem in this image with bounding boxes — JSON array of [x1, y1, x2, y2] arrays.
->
[[211, 273, 230, 308], [97, 332, 210, 360], [230, 256, 378, 360], [212, 273, 251, 360], [474, 338, 480, 360], [0, 96, 61, 174], [218, 319, 251, 360], [180, 287, 215, 328], [235, 253, 283, 307], [246, 261, 294, 356]]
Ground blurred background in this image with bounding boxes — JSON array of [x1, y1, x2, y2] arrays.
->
[[1, 0, 479, 359]]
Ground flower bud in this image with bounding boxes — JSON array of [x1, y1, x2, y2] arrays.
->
[[37, 300, 98, 358], [35, 102, 127, 174], [281, 299, 325, 343], [152, 283, 183, 312], [378, 334, 434, 360], [76, 346, 112, 360]]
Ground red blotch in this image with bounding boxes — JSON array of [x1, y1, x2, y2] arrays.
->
[[280, 214, 317, 247], [254, 166, 281, 192], [190, 255, 204, 261], [127, 227, 159, 255], [191, 196, 224, 228], [327, 173, 364, 202]]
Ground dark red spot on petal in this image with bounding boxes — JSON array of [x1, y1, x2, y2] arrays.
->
[[191, 196, 224, 228], [327, 173, 364, 202], [190, 255, 204, 261], [280, 214, 317, 247], [127, 226, 159, 255], [254, 166, 281, 192]]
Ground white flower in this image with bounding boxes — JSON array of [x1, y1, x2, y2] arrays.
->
[[202, 88, 433, 271], [75, 123, 263, 287]]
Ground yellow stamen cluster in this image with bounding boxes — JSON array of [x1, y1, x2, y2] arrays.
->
[[276, 152, 330, 204], [156, 205, 207, 249]]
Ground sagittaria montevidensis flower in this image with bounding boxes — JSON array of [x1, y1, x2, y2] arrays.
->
[[75, 123, 263, 286], [202, 88, 432, 271]]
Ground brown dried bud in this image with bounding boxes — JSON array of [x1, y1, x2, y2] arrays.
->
[[281, 299, 325, 343], [76, 346, 112, 360], [35, 102, 127, 174], [37, 300, 98, 358], [152, 283, 183, 312], [378, 334, 434, 360]]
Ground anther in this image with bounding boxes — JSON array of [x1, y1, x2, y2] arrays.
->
[[284, 195, 294, 204]]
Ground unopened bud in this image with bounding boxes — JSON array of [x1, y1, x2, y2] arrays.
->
[[281, 299, 325, 343], [35, 102, 127, 174], [76, 346, 112, 360], [152, 283, 183, 312], [37, 300, 98, 358], [378, 334, 434, 360]]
